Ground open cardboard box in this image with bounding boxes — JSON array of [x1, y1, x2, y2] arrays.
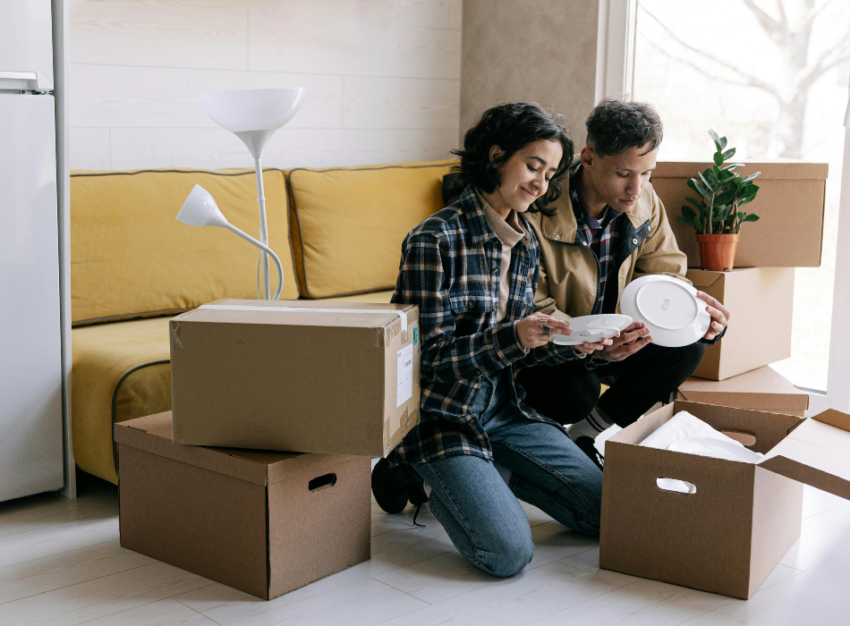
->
[[687, 268, 794, 381], [171, 299, 420, 457], [600, 400, 850, 599], [678, 366, 809, 417], [115, 412, 371, 600], [652, 161, 827, 268]]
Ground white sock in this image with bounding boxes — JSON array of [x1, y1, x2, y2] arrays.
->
[[568, 407, 611, 441]]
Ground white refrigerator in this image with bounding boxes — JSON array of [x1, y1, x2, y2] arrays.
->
[[0, 0, 65, 501]]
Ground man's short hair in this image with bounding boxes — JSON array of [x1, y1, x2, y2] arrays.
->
[[585, 99, 663, 157]]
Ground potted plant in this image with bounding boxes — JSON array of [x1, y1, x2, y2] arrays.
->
[[676, 130, 761, 271]]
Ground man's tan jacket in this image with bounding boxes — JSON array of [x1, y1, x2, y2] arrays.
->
[[524, 181, 688, 318]]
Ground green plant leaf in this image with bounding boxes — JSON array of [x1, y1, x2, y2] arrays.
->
[[722, 163, 744, 171], [721, 148, 736, 160], [688, 177, 711, 202], [720, 136, 728, 150], [708, 129, 721, 146], [681, 205, 697, 220], [698, 171, 713, 192], [742, 213, 760, 222], [685, 196, 705, 209], [741, 172, 761, 184], [713, 152, 723, 167]]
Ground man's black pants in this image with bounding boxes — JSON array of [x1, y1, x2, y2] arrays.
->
[[519, 343, 706, 428]]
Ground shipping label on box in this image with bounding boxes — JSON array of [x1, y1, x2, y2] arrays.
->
[[600, 401, 850, 599], [115, 412, 371, 600], [688, 268, 794, 381], [170, 299, 420, 457], [651, 161, 828, 268]]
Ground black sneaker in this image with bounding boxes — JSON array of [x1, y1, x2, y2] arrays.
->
[[573, 436, 604, 472], [371, 458, 428, 514]]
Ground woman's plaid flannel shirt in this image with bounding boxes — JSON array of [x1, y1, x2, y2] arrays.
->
[[389, 186, 582, 466]]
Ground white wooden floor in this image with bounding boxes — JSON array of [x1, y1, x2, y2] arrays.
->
[[1, 468, 849, 626]]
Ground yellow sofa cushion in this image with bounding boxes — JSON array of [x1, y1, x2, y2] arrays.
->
[[287, 160, 456, 299], [72, 317, 173, 484], [71, 168, 299, 325]]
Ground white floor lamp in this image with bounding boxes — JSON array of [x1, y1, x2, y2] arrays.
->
[[193, 88, 305, 300]]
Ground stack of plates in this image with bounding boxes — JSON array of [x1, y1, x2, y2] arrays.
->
[[620, 275, 711, 348], [551, 314, 632, 346]]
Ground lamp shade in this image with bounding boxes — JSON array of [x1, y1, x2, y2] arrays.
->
[[199, 88, 305, 133], [199, 88, 305, 158], [176, 184, 229, 228]]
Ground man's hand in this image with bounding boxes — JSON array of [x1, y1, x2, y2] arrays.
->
[[696, 291, 730, 341], [573, 338, 614, 355], [595, 321, 652, 362], [516, 313, 571, 349]]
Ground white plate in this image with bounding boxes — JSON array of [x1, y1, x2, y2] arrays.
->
[[667, 436, 762, 464], [620, 275, 711, 347], [551, 314, 633, 346]]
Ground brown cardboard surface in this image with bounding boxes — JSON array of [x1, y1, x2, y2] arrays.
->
[[760, 411, 850, 500], [652, 161, 828, 268], [117, 412, 371, 600], [678, 366, 809, 416], [688, 268, 794, 381], [600, 401, 806, 599], [170, 299, 420, 457]]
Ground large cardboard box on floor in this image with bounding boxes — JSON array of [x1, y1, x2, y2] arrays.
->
[[687, 267, 794, 381], [600, 400, 850, 599], [678, 366, 809, 417], [115, 412, 371, 600], [170, 299, 420, 457], [652, 161, 828, 268]]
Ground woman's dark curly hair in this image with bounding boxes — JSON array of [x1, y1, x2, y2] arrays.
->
[[586, 99, 663, 157], [451, 102, 573, 214]]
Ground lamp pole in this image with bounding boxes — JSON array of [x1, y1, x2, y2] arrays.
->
[[254, 156, 270, 300]]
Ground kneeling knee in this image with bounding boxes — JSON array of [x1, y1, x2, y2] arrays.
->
[[481, 534, 534, 578]]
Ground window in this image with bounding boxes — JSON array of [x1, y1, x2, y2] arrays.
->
[[631, 0, 850, 392]]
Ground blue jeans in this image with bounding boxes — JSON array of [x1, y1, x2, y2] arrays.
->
[[411, 372, 603, 578]]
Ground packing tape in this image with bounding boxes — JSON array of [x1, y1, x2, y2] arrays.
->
[[199, 304, 407, 333], [170, 321, 183, 351]]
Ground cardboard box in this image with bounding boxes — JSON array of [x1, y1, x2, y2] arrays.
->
[[678, 366, 809, 417], [115, 412, 371, 600], [688, 267, 794, 381], [652, 161, 827, 268], [600, 400, 850, 599], [170, 299, 420, 457]]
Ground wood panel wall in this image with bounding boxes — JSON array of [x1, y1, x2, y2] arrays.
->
[[69, 0, 461, 170]]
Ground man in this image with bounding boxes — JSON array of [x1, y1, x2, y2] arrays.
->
[[520, 99, 730, 468]]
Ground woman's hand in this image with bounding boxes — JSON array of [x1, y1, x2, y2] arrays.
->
[[516, 313, 570, 349], [573, 338, 614, 355]]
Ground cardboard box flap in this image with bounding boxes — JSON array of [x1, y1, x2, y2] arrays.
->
[[176, 299, 417, 332], [684, 270, 724, 290], [759, 410, 850, 500], [114, 412, 301, 486]]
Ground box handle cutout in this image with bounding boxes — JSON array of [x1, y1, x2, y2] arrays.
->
[[721, 430, 757, 447], [657, 478, 697, 495], [309, 473, 337, 492]]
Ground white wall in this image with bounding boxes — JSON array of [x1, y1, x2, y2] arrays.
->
[[69, 0, 461, 171]]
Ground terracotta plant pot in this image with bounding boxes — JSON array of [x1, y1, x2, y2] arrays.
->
[[696, 234, 740, 271]]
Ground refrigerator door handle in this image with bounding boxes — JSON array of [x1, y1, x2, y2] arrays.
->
[[0, 71, 46, 91]]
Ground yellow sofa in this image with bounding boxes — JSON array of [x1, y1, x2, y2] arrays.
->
[[71, 160, 455, 484]]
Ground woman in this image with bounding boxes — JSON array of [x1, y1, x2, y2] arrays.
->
[[372, 103, 608, 578]]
